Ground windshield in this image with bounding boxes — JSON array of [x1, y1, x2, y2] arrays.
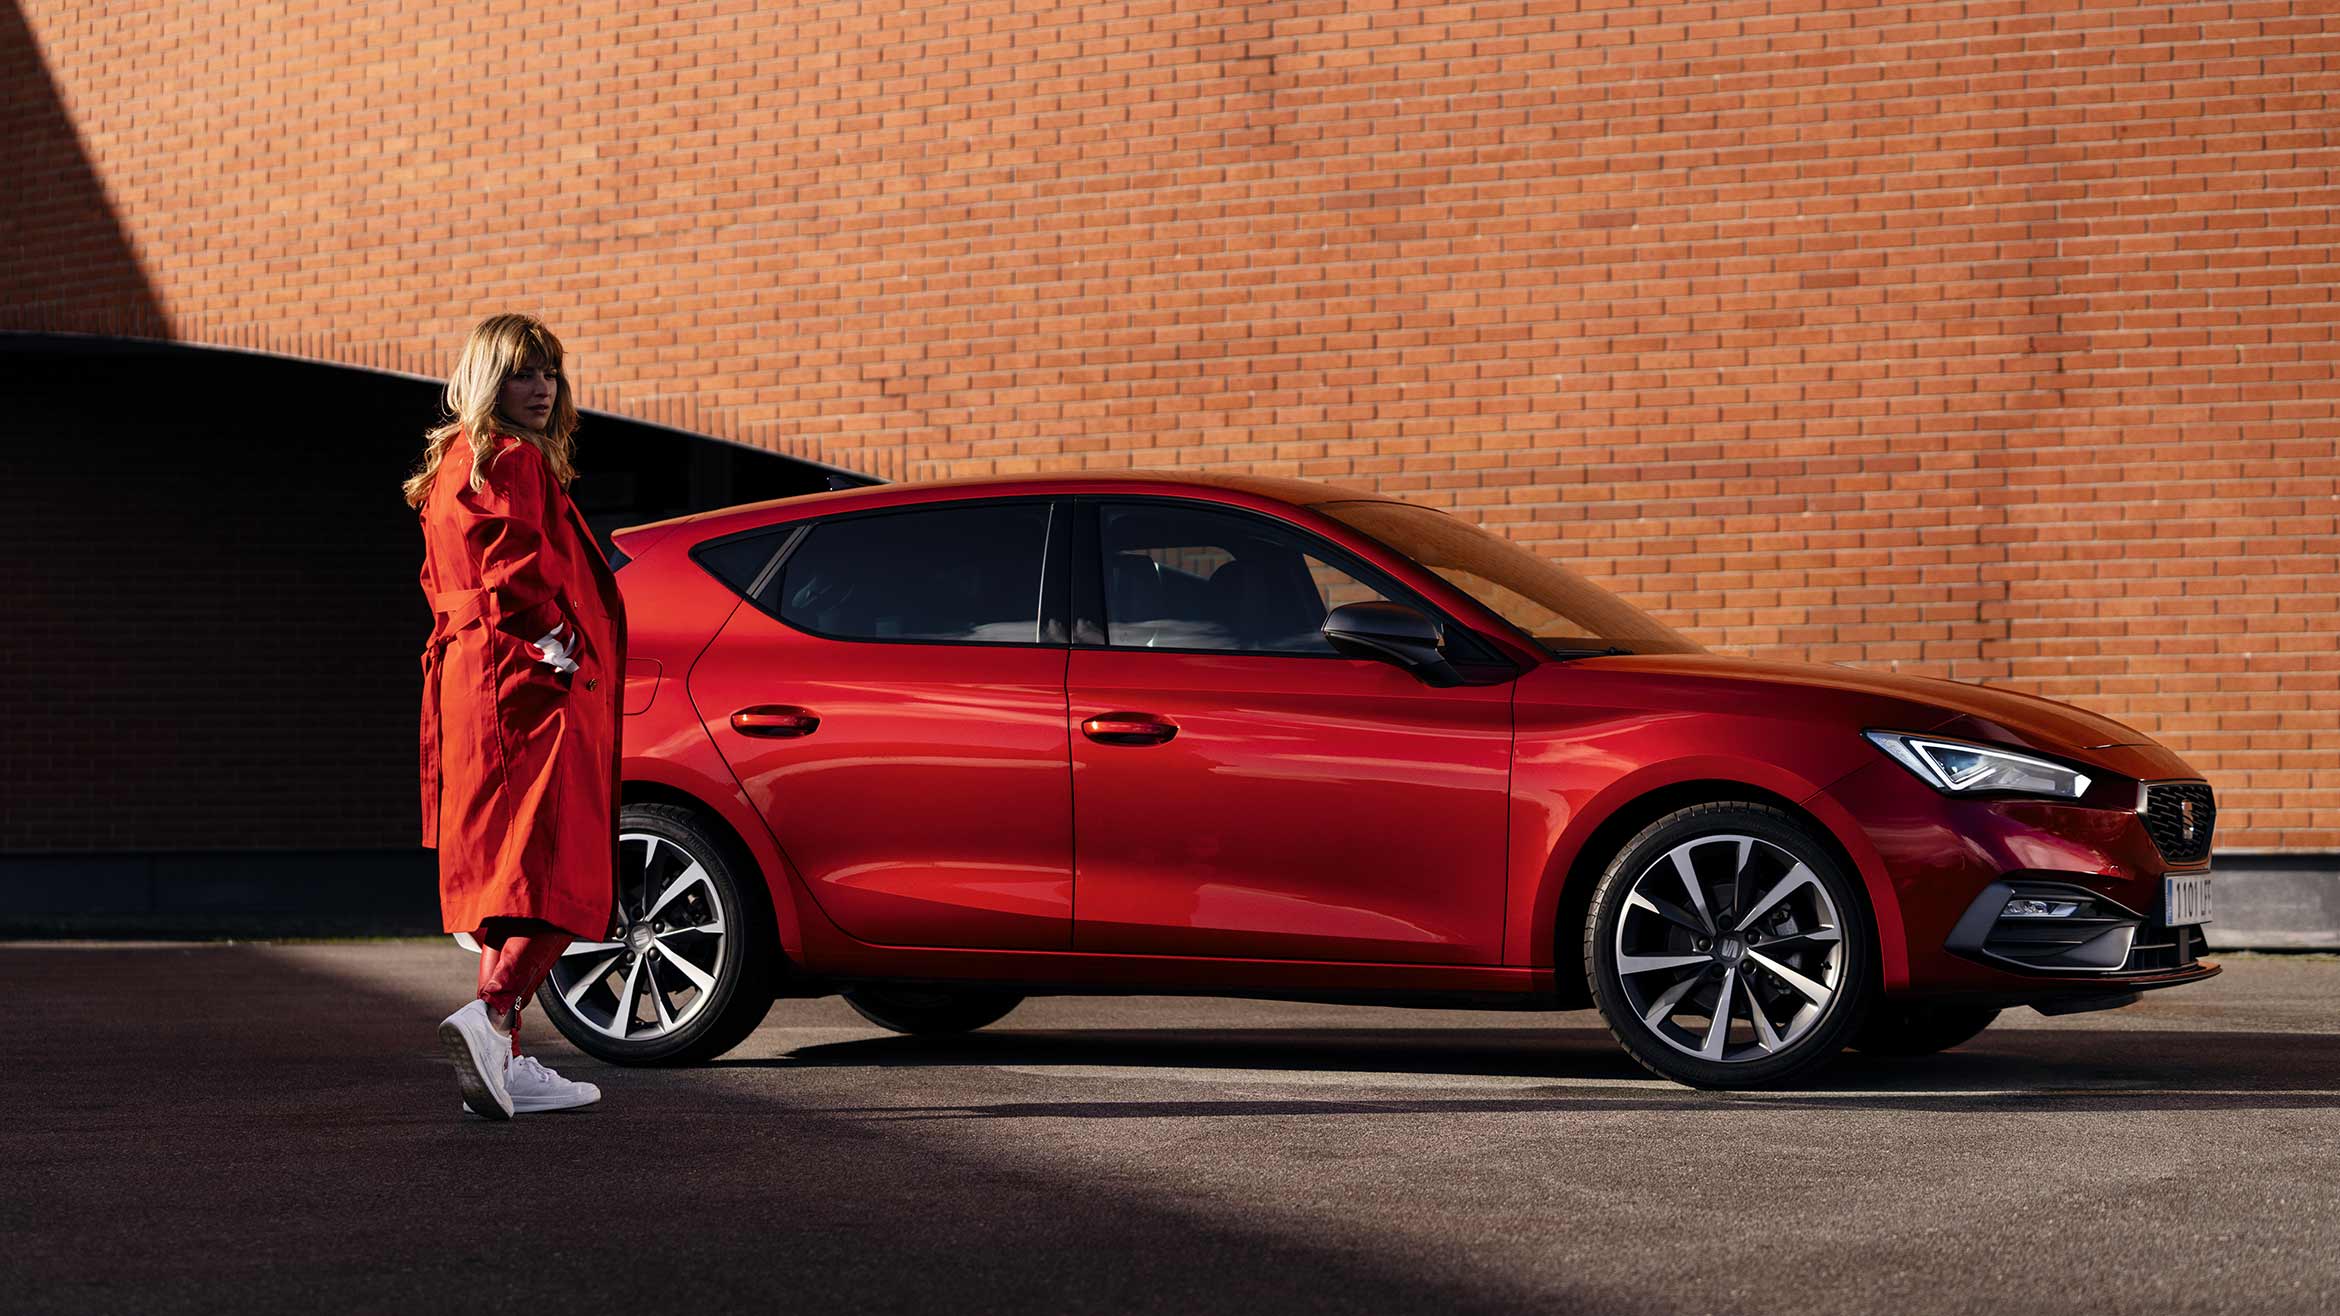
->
[[1318, 501, 1704, 656]]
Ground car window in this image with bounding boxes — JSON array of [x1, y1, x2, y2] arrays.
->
[[1318, 500, 1704, 655], [768, 502, 1053, 644], [1098, 503, 1395, 654], [692, 528, 793, 598]]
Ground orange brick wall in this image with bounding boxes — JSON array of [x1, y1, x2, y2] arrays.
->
[[7, 1, 2335, 849]]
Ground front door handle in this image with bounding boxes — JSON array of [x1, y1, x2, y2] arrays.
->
[[1082, 713, 1177, 746], [732, 705, 820, 738]]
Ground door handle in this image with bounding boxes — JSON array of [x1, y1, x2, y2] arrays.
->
[[1082, 713, 1177, 746], [732, 705, 820, 738]]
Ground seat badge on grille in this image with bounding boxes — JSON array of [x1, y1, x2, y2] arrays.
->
[[2181, 799, 2196, 841]]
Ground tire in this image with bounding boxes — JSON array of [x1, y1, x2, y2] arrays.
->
[[1852, 1002, 2000, 1057], [841, 986, 1024, 1035], [1584, 802, 1875, 1090], [533, 802, 778, 1066]]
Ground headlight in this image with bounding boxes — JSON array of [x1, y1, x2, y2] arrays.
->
[[1863, 731, 2092, 799]]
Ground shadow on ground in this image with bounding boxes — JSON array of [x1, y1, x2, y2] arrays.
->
[[0, 946, 1570, 1314], [753, 1025, 2340, 1119]]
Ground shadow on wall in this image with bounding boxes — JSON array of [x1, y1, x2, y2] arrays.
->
[[0, 336, 861, 933], [0, 4, 164, 337]]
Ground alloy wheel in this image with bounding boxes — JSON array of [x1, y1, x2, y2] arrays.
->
[[1611, 833, 1845, 1063], [545, 831, 729, 1043]]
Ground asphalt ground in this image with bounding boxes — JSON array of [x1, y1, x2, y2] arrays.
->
[[4, 943, 2336, 1315]]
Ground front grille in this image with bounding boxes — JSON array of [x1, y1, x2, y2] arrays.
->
[[2143, 783, 2216, 865]]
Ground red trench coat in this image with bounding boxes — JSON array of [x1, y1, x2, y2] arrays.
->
[[417, 432, 626, 940]]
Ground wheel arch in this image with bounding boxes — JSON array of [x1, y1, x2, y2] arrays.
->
[[1541, 779, 1881, 1008], [621, 774, 799, 975]]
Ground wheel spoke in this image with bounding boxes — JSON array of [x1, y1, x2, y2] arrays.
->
[[1741, 975, 1785, 1053], [634, 837, 668, 920], [1729, 837, 1753, 924], [645, 957, 678, 1031], [1670, 848, 1718, 933], [1641, 973, 1700, 1028], [562, 940, 623, 957], [1747, 949, 1833, 1007], [1625, 890, 1710, 937], [562, 953, 622, 1007], [1698, 967, 1738, 1060], [647, 862, 710, 921], [1617, 952, 1710, 976], [652, 939, 717, 993], [1734, 863, 1818, 932], [606, 957, 644, 1039]]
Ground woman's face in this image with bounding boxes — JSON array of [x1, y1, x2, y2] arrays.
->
[[498, 358, 561, 431]]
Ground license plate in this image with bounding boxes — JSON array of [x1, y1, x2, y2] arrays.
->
[[2165, 872, 2213, 927]]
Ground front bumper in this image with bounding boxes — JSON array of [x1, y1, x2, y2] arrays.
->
[[1814, 746, 2220, 999]]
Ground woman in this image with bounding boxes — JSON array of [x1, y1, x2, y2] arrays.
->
[[404, 313, 629, 1120]]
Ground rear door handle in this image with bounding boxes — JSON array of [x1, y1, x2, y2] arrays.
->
[[1082, 713, 1177, 746], [732, 705, 820, 738]]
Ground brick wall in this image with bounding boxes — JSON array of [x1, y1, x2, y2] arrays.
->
[[7, 1, 2334, 849]]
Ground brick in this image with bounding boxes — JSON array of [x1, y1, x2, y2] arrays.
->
[[5, 0, 2336, 849]]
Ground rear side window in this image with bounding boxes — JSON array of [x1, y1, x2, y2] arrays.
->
[[768, 502, 1054, 644], [692, 529, 792, 598]]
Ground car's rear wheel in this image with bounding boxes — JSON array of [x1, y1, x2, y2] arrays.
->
[[1852, 1001, 1999, 1056], [1585, 803, 1874, 1089], [534, 803, 777, 1065], [841, 986, 1024, 1035]]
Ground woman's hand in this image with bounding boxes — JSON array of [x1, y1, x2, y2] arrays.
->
[[529, 621, 581, 676]]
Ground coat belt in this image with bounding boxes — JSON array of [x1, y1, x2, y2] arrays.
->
[[419, 588, 492, 847], [426, 587, 492, 640]]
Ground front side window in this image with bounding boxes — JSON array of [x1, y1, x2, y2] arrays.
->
[[768, 502, 1052, 644], [1318, 500, 1702, 655], [1099, 503, 1395, 654]]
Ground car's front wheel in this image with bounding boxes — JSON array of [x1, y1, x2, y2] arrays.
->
[[534, 803, 777, 1065], [841, 986, 1024, 1035], [1585, 803, 1874, 1089]]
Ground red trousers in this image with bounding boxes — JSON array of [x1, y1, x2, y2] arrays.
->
[[475, 917, 574, 1053]]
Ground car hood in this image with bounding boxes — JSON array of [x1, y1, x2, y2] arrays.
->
[[1579, 654, 2158, 757]]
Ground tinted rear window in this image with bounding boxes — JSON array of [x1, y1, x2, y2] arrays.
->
[[769, 502, 1053, 644], [692, 529, 791, 598]]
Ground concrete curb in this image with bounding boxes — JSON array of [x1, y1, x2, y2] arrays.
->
[[2201, 856, 2340, 951]]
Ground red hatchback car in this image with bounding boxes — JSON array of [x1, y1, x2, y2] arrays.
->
[[534, 472, 2218, 1088]]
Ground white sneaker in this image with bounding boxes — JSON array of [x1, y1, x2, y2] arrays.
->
[[437, 1000, 514, 1120], [504, 1054, 602, 1114]]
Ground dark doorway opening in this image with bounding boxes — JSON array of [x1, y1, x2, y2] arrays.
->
[[0, 334, 870, 934]]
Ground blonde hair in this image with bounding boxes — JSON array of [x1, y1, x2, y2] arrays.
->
[[402, 313, 581, 508]]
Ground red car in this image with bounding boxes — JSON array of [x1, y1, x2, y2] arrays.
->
[[535, 472, 2218, 1088]]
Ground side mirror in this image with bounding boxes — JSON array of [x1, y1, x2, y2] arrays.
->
[[1322, 601, 1462, 687]]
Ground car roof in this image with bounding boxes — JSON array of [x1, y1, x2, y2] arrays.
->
[[624, 469, 1401, 542]]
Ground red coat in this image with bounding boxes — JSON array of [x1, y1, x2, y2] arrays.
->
[[417, 433, 626, 939]]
